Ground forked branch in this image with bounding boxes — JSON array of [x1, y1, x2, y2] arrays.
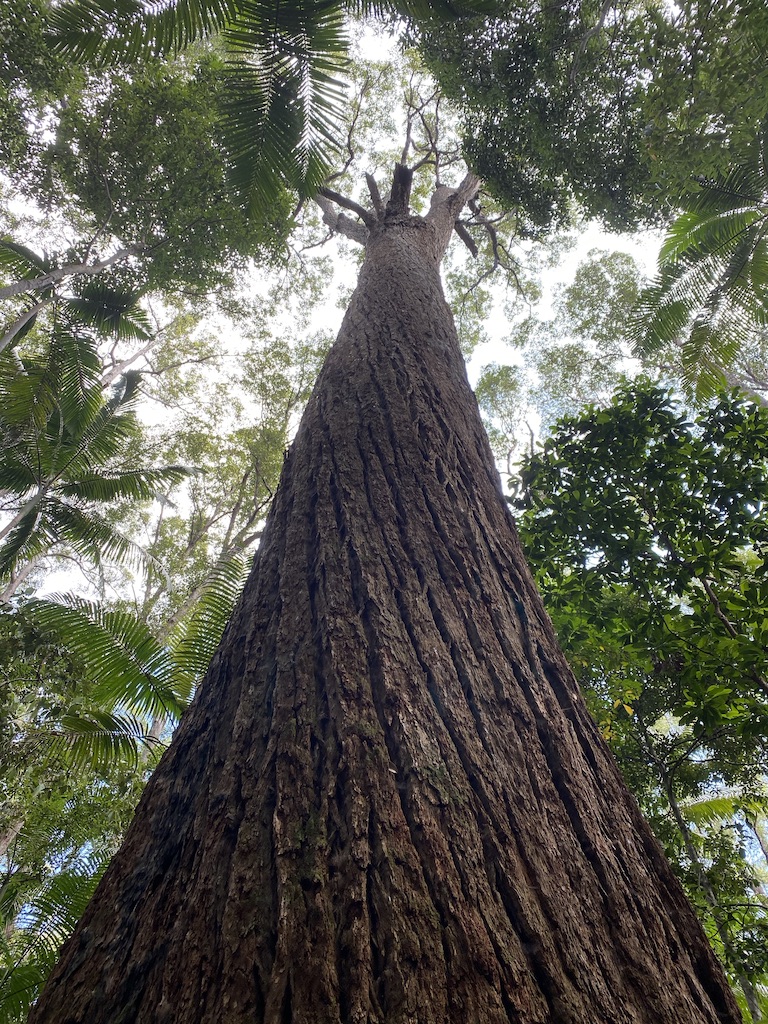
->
[[426, 172, 482, 257], [317, 187, 376, 229], [314, 194, 370, 246]]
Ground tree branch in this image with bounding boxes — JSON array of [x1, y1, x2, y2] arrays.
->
[[0, 247, 140, 301], [101, 336, 158, 387], [0, 555, 43, 604], [425, 172, 482, 257], [454, 221, 479, 257], [365, 174, 385, 218], [314, 196, 369, 246], [569, 0, 614, 85], [467, 198, 509, 268], [317, 187, 376, 229], [325, 70, 371, 189]]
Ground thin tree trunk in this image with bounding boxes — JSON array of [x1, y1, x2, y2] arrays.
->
[[655, 758, 760, 1022], [749, 815, 768, 869], [0, 488, 45, 544], [0, 298, 52, 354], [0, 556, 41, 603], [29, 172, 742, 1024], [0, 818, 23, 859]]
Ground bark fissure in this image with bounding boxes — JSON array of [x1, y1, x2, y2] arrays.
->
[[342, 387, 526, 1019], [322, 400, 450, 1024], [355, 353, 507, 783], [30, 175, 742, 1024], [409, 646, 576, 1018], [360, 592, 455, 1014]]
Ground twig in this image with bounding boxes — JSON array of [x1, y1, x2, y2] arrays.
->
[[326, 72, 369, 186]]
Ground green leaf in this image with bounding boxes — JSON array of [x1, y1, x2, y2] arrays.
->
[[59, 466, 190, 503], [631, 124, 768, 399], [0, 239, 51, 280]]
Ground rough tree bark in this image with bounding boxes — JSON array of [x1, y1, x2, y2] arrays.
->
[[29, 168, 742, 1024]]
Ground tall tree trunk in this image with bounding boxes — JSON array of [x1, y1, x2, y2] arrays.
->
[[29, 171, 741, 1024]]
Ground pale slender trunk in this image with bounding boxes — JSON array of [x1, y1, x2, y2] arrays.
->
[[643, 726, 760, 1021], [0, 247, 138, 301], [0, 557, 41, 603], [0, 818, 23, 860], [750, 816, 768, 869], [0, 298, 52, 354], [0, 488, 45, 544], [100, 336, 158, 388]]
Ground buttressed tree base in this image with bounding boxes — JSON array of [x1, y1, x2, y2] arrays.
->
[[29, 167, 742, 1024]]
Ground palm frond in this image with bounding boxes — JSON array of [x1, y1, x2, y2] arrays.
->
[[0, 355, 59, 435], [27, 596, 192, 721], [50, 0, 239, 65], [0, 460, 38, 495], [54, 371, 143, 470], [347, 0, 497, 19], [222, 0, 349, 211], [50, 709, 153, 771], [0, 349, 187, 583], [59, 465, 190, 503], [0, 492, 154, 582], [631, 125, 768, 399], [0, 513, 50, 581], [0, 240, 50, 282], [0, 866, 104, 1024], [171, 555, 249, 682], [680, 795, 743, 828], [687, 163, 766, 215], [44, 500, 148, 568], [1, 303, 43, 350], [66, 283, 152, 341], [0, 962, 48, 1024], [45, 327, 103, 431], [54, 0, 350, 213], [659, 207, 764, 265], [680, 791, 768, 830]]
